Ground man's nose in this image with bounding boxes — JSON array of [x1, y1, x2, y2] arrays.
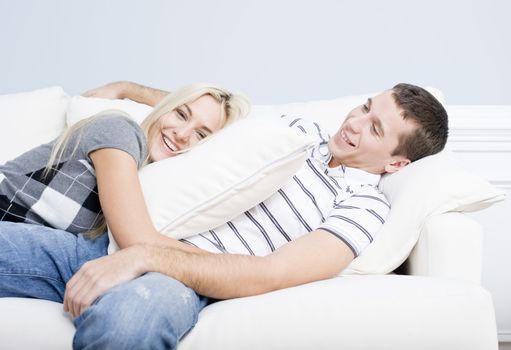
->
[[349, 114, 367, 133]]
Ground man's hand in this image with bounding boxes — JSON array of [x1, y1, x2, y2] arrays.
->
[[82, 81, 129, 100], [63, 245, 145, 318], [82, 81, 169, 107]]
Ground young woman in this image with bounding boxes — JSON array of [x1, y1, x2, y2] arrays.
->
[[0, 83, 250, 314]]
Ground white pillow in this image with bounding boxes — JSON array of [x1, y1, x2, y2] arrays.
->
[[107, 118, 315, 253], [342, 151, 505, 275], [0, 87, 69, 164], [66, 95, 153, 126]]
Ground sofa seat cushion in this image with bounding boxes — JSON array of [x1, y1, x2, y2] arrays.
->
[[0, 276, 497, 350], [180, 275, 497, 350], [0, 298, 74, 350]]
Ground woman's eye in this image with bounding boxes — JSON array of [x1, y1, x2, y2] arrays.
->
[[196, 131, 207, 140], [362, 104, 369, 112], [177, 109, 187, 120], [372, 124, 379, 136]]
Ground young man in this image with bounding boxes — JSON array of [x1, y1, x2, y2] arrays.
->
[[2, 82, 449, 349]]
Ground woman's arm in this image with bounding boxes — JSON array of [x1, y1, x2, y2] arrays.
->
[[89, 147, 202, 254], [64, 146, 208, 316], [82, 81, 169, 107]]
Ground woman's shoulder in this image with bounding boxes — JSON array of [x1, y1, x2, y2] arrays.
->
[[87, 112, 142, 131], [77, 113, 148, 165], [81, 113, 145, 142]]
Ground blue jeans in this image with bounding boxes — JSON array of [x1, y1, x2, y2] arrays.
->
[[0, 222, 208, 349]]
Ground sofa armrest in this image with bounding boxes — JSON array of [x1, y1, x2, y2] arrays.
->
[[407, 212, 484, 284]]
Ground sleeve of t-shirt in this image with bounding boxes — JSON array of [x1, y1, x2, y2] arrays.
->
[[278, 115, 331, 161], [319, 186, 390, 258], [73, 115, 148, 168]]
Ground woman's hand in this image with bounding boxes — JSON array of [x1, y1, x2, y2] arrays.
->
[[81, 81, 129, 100], [63, 245, 147, 318]]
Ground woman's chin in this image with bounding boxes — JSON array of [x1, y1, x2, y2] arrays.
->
[[150, 150, 177, 163]]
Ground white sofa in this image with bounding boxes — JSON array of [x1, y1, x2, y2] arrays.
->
[[0, 87, 500, 349], [0, 214, 498, 350]]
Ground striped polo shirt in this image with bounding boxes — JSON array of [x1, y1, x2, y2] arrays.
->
[[182, 116, 390, 258]]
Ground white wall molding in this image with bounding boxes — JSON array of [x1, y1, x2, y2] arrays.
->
[[447, 105, 511, 150], [445, 105, 511, 185], [488, 180, 511, 190], [447, 105, 511, 127], [499, 331, 511, 343]]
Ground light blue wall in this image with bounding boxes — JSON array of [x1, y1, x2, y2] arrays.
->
[[0, 0, 509, 104]]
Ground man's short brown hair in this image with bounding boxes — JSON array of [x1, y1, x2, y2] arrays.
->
[[391, 83, 449, 162]]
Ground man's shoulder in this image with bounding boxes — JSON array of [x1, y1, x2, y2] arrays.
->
[[350, 184, 390, 208], [279, 115, 331, 163], [279, 115, 330, 139]]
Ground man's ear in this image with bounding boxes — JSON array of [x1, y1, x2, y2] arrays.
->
[[384, 157, 411, 173]]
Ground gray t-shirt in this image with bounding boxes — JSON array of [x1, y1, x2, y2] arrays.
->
[[0, 115, 147, 233]]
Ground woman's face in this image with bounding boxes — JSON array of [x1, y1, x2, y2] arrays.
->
[[149, 94, 226, 162]]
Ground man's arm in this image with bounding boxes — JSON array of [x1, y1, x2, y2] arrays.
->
[[141, 229, 354, 299], [65, 229, 354, 317], [82, 81, 169, 107]]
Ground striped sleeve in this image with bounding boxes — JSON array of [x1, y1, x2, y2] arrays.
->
[[279, 115, 331, 161], [279, 115, 330, 142], [319, 187, 390, 257]]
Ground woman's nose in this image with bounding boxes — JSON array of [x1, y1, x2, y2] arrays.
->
[[173, 127, 191, 142]]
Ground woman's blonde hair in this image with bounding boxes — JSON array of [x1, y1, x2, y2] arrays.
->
[[45, 83, 251, 238]]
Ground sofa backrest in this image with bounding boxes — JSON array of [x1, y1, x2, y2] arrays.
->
[[0, 87, 68, 164]]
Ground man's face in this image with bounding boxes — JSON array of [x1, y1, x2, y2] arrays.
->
[[328, 90, 417, 174]]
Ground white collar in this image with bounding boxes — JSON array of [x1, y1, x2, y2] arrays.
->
[[323, 155, 381, 187]]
